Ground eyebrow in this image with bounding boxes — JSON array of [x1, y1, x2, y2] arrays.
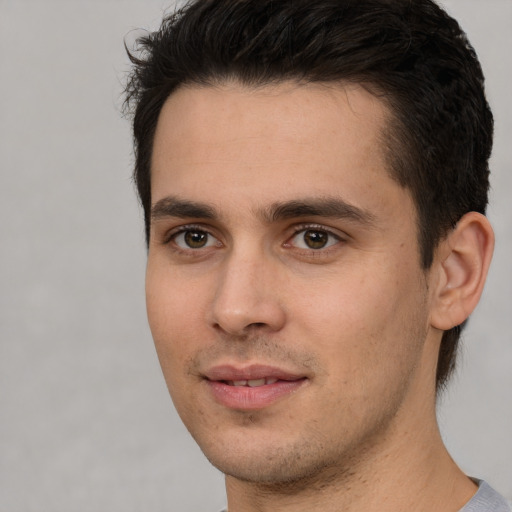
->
[[151, 195, 376, 227], [263, 198, 376, 226], [151, 196, 216, 220]]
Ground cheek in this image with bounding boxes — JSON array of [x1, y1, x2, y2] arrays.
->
[[145, 271, 205, 419], [293, 265, 392, 331], [292, 262, 427, 374], [145, 263, 206, 368]]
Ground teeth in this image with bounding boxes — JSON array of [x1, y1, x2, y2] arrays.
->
[[226, 378, 279, 387], [247, 379, 266, 387]]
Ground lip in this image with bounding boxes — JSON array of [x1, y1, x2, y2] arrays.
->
[[203, 364, 308, 411], [204, 364, 306, 382]]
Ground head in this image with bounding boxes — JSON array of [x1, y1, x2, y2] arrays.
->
[[125, 0, 493, 391]]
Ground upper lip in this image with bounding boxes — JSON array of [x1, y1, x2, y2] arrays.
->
[[203, 364, 307, 382]]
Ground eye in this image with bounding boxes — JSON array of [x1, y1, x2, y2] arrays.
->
[[173, 229, 220, 249], [289, 228, 340, 250]]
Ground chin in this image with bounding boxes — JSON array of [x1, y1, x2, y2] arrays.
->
[[197, 432, 346, 487]]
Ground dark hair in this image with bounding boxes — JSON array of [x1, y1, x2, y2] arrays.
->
[[124, 0, 493, 389]]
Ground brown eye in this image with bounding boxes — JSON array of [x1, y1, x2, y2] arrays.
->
[[185, 231, 208, 248], [174, 229, 218, 249], [303, 230, 328, 249], [290, 228, 339, 250]]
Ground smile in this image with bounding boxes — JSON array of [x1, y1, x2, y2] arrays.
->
[[203, 364, 308, 410]]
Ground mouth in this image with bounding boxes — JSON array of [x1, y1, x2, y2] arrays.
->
[[222, 378, 280, 387], [203, 364, 308, 410]]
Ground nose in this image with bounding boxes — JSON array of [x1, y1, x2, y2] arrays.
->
[[209, 249, 287, 336]]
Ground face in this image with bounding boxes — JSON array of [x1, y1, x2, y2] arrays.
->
[[147, 82, 439, 486]]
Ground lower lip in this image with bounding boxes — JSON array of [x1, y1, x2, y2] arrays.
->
[[206, 379, 306, 410]]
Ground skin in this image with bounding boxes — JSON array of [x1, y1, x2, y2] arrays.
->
[[146, 82, 491, 511]]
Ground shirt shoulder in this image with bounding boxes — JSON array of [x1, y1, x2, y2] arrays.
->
[[460, 480, 511, 512], [217, 480, 510, 512]]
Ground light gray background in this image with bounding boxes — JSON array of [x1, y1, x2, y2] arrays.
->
[[0, 1, 510, 511]]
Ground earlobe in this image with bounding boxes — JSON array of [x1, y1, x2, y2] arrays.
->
[[430, 212, 494, 331]]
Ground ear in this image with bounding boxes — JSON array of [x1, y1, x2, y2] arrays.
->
[[430, 212, 494, 331]]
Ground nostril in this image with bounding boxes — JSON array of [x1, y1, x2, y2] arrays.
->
[[212, 321, 272, 337], [248, 322, 267, 329]]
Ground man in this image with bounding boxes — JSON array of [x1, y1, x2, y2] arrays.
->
[[124, 0, 509, 510]]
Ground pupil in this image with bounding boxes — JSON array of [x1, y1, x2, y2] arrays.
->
[[185, 231, 207, 248], [304, 230, 327, 249]]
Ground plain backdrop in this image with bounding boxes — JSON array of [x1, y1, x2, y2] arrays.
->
[[0, 1, 510, 511]]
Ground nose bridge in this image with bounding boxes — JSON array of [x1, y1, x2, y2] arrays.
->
[[210, 241, 286, 335]]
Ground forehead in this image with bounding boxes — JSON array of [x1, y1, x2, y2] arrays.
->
[[153, 81, 390, 163], [151, 81, 406, 222]]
